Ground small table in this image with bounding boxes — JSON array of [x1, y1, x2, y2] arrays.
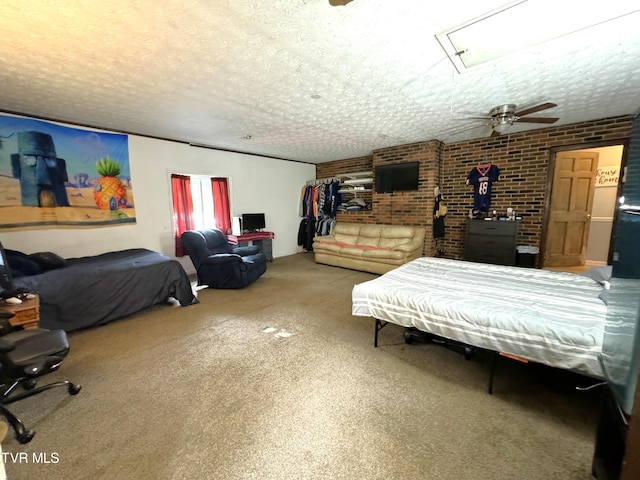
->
[[227, 231, 275, 261], [3, 294, 40, 329]]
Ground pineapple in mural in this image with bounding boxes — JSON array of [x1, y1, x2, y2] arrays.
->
[[94, 156, 127, 210]]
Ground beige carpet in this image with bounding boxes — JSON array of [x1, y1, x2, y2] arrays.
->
[[2, 253, 601, 479]]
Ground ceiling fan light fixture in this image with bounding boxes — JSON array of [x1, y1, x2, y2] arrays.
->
[[490, 104, 515, 134], [492, 118, 513, 134]]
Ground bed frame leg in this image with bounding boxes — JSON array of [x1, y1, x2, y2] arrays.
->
[[374, 319, 388, 348]]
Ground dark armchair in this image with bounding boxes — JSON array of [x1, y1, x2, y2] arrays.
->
[[181, 229, 267, 289], [0, 310, 81, 443]]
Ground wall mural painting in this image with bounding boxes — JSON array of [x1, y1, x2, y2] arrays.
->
[[0, 114, 135, 229]]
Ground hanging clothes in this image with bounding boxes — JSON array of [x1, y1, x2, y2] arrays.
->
[[466, 163, 500, 212], [298, 178, 341, 250], [433, 188, 447, 239]]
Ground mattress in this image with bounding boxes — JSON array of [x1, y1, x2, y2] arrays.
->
[[352, 257, 607, 377], [13, 249, 197, 331]]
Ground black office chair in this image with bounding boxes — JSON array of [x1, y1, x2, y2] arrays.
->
[[0, 310, 81, 443]]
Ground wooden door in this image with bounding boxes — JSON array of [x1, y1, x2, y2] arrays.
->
[[543, 151, 598, 267]]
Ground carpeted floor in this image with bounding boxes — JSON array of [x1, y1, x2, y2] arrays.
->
[[2, 253, 602, 479]]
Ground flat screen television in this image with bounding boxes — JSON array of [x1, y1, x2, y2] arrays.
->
[[374, 161, 420, 193], [242, 213, 266, 232]]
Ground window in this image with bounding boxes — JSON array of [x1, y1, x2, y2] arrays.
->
[[170, 174, 230, 256], [189, 175, 216, 230]]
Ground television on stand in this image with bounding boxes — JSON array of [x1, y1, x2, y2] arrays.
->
[[242, 213, 266, 232]]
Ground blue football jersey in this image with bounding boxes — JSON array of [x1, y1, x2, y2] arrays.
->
[[466, 164, 500, 212]]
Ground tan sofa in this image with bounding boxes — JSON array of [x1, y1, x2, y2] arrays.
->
[[313, 223, 426, 275]]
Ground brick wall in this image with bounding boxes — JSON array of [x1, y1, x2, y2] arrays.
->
[[441, 115, 632, 259], [315, 115, 633, 259], [317, 142, 441, 255]]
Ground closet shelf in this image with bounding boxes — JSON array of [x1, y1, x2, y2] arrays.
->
[[341, 178, 373, 185], [339, 171, 373, 195], [341, 171, 372, 179], [338, 187, 372, 193]]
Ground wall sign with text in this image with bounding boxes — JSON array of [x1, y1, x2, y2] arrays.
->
[[596, 167, 620, 187]]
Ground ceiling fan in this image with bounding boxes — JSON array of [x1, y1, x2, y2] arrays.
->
[[455, 102, 559, 137]]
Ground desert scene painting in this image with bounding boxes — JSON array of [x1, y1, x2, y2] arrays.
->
[[0, 114, 135, 230]]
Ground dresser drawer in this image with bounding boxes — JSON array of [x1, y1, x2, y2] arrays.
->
[[465, 249, 516, 265], [467, 220, 518, 236], [466, 234, 515, 250]]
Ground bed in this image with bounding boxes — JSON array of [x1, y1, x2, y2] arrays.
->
[[10, 248, 197, 332], [352, 257, 608, 379]]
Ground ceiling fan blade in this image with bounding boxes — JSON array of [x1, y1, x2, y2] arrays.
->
[[514, 102, 557, 117], [490, 129, 501, 137], [517, 117, 559, 124]]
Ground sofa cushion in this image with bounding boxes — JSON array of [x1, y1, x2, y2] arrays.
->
[[379, 237, 409, 249], [334, 232, 359, 245], [356, 225, 382, 247], [362, 248, 405, 260], [356, 236, 380, 247], [339, 247, 366, 259], [379, 225, 419, 248], [313, 240, 345, 253], [334, 224, 362, 236]]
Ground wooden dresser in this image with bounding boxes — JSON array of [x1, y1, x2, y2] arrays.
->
[[464, 220, 519, 266], [3, 294, 40, 329]]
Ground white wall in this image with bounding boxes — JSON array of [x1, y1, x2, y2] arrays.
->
[[1, 132, 315, 274], [585, 145, 623, 264]]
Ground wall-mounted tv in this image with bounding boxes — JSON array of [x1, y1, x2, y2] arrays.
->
[[374, 161, 420, 193], [242, 213, 266, 232]]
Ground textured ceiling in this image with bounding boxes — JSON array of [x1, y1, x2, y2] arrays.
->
[[0, 0, 639, 163]]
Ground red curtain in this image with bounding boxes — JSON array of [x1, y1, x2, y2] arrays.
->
[[211, 177, 231, 234], [171, 174, 194, 257]]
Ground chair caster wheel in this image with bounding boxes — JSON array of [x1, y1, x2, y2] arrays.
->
[[403, 330, 414, 344], [68, 384, 81, 395], [17, 430, 35, 444], [22, 379, 37, 390]]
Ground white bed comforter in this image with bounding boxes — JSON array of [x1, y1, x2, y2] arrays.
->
[[352, 257, 607, 377]]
